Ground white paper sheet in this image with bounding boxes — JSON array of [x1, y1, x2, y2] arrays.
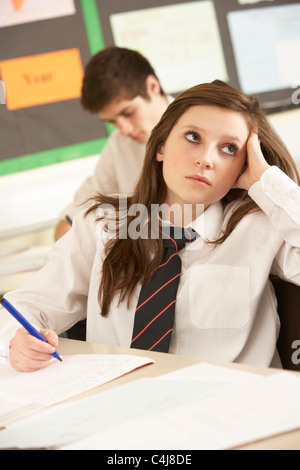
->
[[155, 361, 259, 382], [62, 371, 300, 450], [1, 363, 299, 450], [238, 0, 274, 4], [0, 370, 234, 449], [0, 0, 75, 28], [0, 245, 27, 260], [0, 354, 154, 428]]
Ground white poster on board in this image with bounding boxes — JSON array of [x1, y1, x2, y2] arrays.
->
[[110, 1, 228, 94]]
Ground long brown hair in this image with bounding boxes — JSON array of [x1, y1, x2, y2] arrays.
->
[[87, 80, 299, 316]]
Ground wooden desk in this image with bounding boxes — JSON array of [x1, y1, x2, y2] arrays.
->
[[58, 338, 300, 450]]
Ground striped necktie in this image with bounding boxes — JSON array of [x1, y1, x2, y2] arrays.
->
[[131, 226, 198, 352]]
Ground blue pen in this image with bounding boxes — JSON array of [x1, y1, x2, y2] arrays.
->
[[1, 298, 62, 362], [66, 215, 72, 226]]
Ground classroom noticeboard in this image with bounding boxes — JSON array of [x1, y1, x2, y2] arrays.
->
[[0, 0, 299, 176], [0, 0, 108, 176]]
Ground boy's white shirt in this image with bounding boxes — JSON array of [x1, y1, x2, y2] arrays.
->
[[60, 96, 174, 219]]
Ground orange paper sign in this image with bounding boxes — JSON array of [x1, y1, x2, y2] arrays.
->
[[12, 0, 24, 11], [0, 48, 83, 110]]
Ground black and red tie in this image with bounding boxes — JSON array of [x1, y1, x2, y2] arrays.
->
[[131, 226, 198, 353]]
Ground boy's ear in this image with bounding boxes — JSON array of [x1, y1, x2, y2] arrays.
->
[[156, 145, 164, 162], [146, 74, 161, 97]]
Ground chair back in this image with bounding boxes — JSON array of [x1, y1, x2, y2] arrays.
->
[[271, 277, 300, 371]]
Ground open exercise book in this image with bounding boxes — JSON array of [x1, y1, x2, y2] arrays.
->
[[0, 354, 154, 428]]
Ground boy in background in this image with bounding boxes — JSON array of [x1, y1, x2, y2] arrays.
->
[[55, 46, 171, 240]]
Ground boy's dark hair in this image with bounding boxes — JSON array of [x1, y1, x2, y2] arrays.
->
[[81, 46, 165, 113]]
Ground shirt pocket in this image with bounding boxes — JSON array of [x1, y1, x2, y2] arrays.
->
[[188, 264, 250, 329]]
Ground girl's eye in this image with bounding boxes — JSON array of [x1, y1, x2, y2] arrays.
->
[[185, 131, 200, 143], [222, 144, 238, 156]]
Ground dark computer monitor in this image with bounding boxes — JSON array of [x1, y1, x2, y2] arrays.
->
[[94, 0, 300, 114]]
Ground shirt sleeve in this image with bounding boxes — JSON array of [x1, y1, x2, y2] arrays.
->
[[249, 165, 300, 282], [59, 132, 122, 219], [0, 209, 99, 356]]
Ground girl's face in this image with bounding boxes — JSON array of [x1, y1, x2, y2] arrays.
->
[[156, 105, 249, 215]]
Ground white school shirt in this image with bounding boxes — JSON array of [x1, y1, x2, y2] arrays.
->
[[61, 96, 174, 219], [60, 130, 146, 219], [1, 167, 300, 367]]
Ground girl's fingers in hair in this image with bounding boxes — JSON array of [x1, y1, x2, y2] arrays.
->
[[246, 131, 270, 180]]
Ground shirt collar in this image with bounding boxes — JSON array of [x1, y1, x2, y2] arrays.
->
[[160, 201, 223, 242], [189, 202, 223, 241]]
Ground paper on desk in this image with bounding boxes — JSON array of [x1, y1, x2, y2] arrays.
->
[[0, 366, 235, 449], [155, 361, 260, 382], [1, 363, 300, 450], [238, 0, 274, 4], [0, 354, 154, 428], [0, 392, 43, 430], [62, 370, 300, 450], [0, 245, 28, 260], [0, 246, 51, 275]]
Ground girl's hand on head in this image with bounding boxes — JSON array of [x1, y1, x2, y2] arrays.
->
[[9, 327, 59, 372], [234, 131, 270, 191]]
